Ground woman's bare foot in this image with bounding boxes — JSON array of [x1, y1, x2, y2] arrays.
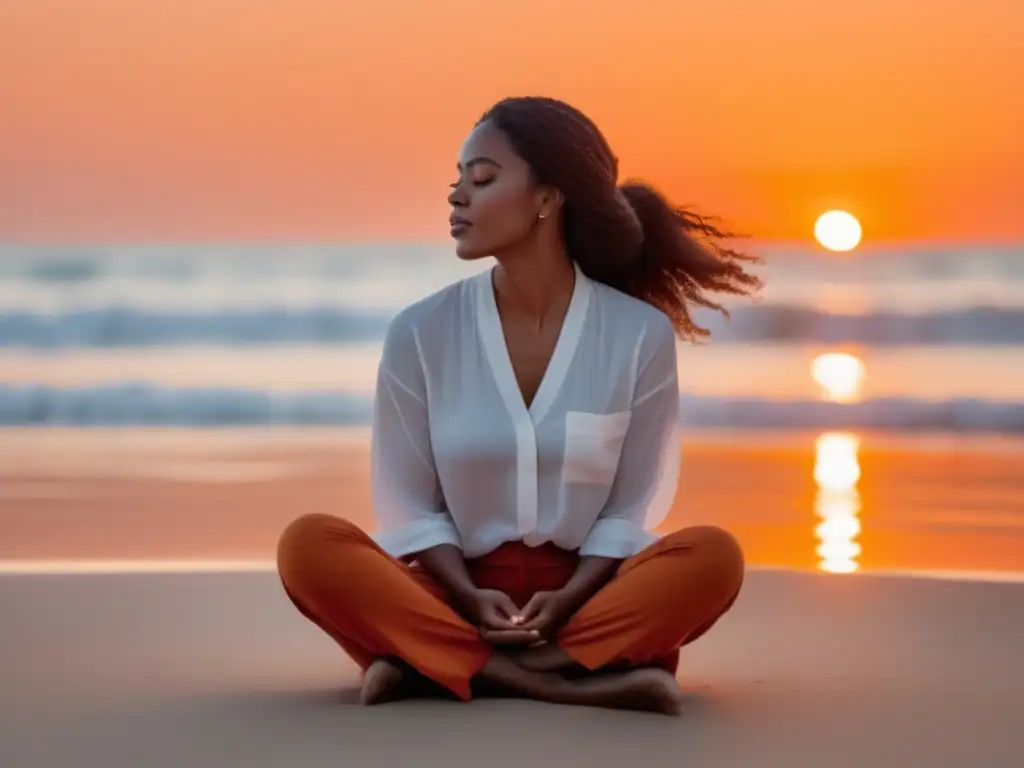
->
[[359, 658, 405, 706], [476, 655, 683, 715], [565, 668, 684, 715]]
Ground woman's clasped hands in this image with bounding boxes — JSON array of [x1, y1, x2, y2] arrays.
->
[[465, 588, 578, 647]]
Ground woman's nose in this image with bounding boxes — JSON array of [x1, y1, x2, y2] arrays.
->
[[448, 183, 468, 207]]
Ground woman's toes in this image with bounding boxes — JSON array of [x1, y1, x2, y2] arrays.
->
[[359, 658, 406, 706]]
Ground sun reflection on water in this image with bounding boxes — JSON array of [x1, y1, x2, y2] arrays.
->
[[810, 349, 866, 573], [814, 432, 862, 573]]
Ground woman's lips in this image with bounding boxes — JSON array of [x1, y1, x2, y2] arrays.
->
[[449, 217, 472, 237]]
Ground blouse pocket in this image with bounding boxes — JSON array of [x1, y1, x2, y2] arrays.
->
[[561, 410, 633, 486]]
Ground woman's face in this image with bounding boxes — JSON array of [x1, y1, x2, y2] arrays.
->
[[447, 122, 547, 261]]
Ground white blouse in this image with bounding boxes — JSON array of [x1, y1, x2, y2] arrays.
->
[[370, 261, 681, 561]]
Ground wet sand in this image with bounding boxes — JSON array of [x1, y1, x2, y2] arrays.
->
[[2, 427, 1023, 575]]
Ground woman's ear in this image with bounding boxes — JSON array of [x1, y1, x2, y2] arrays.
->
[[537, 187, 564, 220]]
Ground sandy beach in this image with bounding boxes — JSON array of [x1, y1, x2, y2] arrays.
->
[[1, 427, 1023, 766], [2, 568, 1022, 767]]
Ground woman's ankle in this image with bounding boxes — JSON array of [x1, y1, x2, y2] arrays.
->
[[476, 653, 571, 701], [510, 643, 581, 674]]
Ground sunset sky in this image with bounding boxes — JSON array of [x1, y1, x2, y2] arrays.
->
[[2, 1, 1021, 244]]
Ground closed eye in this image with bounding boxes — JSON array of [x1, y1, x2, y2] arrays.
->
[[449, 178, 495, 189]]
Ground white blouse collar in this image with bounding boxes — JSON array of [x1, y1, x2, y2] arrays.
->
[[475, 260, 592, 424]]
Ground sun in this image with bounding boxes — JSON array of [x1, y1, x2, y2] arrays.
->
[[811, 352, 865, 403], [814, 210, 862, 252]]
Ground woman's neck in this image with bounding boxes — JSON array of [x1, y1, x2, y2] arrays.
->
[[492, 248, 575, 330]]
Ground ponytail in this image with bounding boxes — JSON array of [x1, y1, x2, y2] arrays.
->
[[609, 181, 762, 340]]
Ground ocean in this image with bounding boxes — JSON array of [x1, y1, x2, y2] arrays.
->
[[1, 242, 1022, 432]]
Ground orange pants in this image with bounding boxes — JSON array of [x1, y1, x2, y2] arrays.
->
[[277, 514, 744, 701]]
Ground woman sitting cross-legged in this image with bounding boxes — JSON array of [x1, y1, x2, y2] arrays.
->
[[277, 95, 760, 714]]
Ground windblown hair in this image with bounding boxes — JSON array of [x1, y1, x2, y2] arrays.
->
[[478, 96, 763, 341]]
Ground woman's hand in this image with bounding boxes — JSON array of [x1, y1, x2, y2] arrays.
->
[[513, 556, 618, 639], [465, 588, 519, 629], [516, 589, 580, 639], [464, 589, 541, 647]]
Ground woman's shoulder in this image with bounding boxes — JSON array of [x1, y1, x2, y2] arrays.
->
[[380, 276, 478, 371], [387, 273, 479, 336], [589, 280, 675, 342]]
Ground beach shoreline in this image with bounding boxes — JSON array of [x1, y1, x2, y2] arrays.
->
[[2, 426, 1023, 578]]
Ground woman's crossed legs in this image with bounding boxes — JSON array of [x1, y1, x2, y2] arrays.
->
[[276, 514, 743, 714]]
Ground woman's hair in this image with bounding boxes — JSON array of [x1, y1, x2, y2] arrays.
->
[[478, 96, 763, 341]]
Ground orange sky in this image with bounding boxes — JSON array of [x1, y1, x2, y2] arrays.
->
[[1, 0, 1022, 244]]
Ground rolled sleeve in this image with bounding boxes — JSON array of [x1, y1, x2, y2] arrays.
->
[[373, 515, 461, 560], [578, 517, 658, 558]]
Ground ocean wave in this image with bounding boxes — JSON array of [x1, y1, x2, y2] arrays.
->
[[0, 384, 371, 426], [4, 244, 1021, 284], [676, 395, 1024, 432], [1, 304, 1022, 348], [704, 304, 1024, 345], [1, 384, 1021, 432], [0, 307, 392, 347]]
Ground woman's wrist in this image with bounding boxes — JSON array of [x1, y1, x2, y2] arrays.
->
[[560, 556, 620, 607], [449, 582, 484, 607], [414, 544, 479, 603], [558, 582, 596, 612]]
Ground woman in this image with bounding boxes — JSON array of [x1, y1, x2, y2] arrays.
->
[[277, 96, 762, 715]]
